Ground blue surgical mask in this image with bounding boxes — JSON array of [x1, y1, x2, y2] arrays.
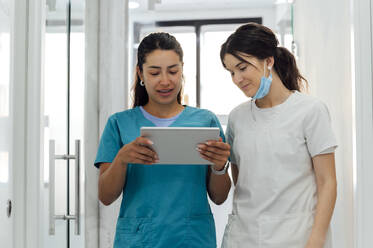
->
[[252, 63, 272, 100]]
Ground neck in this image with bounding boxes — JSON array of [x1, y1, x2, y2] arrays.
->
[[255, 73, 292, 108], [143, 101, 184, 118]]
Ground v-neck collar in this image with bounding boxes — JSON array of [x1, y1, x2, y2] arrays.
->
[[135, 105, 189, 127]]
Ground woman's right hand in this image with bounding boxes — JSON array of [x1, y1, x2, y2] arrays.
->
[[118, 137, 159, 165]]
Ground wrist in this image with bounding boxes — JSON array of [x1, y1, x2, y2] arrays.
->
[[306, 235, 326, 248], [210, 160, 230, 175], [212, 164, 224, 171], [116, 150, 128, 167]]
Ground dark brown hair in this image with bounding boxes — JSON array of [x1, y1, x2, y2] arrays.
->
[[132, 32, 184, 108], [220, 22, 307, 91]]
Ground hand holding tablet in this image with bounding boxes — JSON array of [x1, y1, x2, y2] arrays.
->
[[118, 136, 159, 165], [140, 127, 220, 165]]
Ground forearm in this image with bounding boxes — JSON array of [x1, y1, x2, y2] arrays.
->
[[98, 155, 128, 205], [207, 168, 231, 205], [306, 179, 337, 247]]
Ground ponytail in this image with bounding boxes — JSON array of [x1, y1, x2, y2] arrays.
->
[[274, 47, 308, 91]]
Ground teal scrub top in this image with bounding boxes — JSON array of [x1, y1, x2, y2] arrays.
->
[[94, 106, 225, 248]]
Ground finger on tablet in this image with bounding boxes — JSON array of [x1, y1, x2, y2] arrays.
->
[[136, 145, 158, 159], [205, 140, 230, 150], [199, 149, 226, 161], [199, 153, 220, 165], [136, 136, 154, 146]]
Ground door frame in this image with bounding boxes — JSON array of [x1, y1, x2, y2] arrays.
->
[[352, 0, 373, 247], [11, 0, 30, 247], [25, 0, 45, 247], [11, 0, 44, 247]]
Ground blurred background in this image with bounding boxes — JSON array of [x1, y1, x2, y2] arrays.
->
[[1, 0, 372, 247]]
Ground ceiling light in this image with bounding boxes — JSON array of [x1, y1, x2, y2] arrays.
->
[[275, 0, 293, 4], [129, 1, 140, 9]]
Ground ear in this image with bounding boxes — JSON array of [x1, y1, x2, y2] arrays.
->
[[266, 57, 275, 70], [136, 66, 144, 82]]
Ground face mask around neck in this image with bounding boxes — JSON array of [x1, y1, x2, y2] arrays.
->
[[252, 62, 272, 100]]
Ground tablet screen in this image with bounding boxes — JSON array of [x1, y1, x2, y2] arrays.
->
[[140, 127, 220, 165]]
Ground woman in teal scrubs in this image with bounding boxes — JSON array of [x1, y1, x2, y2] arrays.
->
[[95, 32, 232, 248]]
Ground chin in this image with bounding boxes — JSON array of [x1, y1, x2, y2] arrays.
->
[[158, 97, 178, 106], [243, 91, 253, 98]]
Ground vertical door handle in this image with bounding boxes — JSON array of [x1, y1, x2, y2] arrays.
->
[[49, 140, 56, 235], [48, 139, 81, 235], [74, 140, 81, 235]]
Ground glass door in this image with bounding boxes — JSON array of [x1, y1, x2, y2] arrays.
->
[[0, 0, 13, 246], [42, 0, 85, 247]]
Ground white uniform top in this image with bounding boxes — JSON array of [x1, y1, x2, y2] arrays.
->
[[222, 91, 337, 248]]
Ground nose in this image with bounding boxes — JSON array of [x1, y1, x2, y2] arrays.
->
[[159, 72, 170, 86], [233, 72, 243, 85]]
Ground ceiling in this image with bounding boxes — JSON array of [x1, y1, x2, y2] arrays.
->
[[45, 0, 287, 23], [47, 0, 277, 14], [131, 0, 277, 12]]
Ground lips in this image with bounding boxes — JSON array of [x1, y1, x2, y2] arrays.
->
[[157, 88, 174, 96], [240, 84, 250, 90]]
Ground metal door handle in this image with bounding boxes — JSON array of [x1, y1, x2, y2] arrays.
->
[[6, 200, 12, 218], [49, 140, 56, 235], [74, 140, 81, 235], [49, 140, 81, 235]]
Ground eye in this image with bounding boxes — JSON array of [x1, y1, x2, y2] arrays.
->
[[149, 72, 159, 76], [169, 70, 179, 75], [239, 66, 247, 71]]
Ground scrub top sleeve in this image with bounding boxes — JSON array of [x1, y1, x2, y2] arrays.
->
[[225, 117, 237, 164], [94, 114, 123, 168], [210, 112, 226, 142], [304, 101, 338, 158]]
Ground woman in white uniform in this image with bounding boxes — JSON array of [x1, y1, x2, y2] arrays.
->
[[220, 23, 337, 248]]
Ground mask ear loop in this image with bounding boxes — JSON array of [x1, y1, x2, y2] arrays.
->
[[263, 61, 272, 78], [251, 61, 273, 122], [264, 60, 272, 78], [253, 61, 268, 122]]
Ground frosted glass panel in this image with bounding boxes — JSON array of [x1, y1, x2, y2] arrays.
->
[[43, 2, 68, 247], [172, 32, 196, 106], [0, 0, 13, 247], [200, 30, 248, 115]]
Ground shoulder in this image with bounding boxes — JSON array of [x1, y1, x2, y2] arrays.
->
[[103, 108, 141, 132], [291, 92, 332, 126], [292, 91, 329, 114], [110, 107, 140, 122], [185, 106, 217, 119], [228, 100, 251, 120], [182, 106, 223, 128]]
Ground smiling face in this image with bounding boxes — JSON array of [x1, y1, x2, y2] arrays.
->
[[223, 53, 271, 98], [138, 49, 183, 107]]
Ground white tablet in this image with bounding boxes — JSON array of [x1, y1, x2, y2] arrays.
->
[[140, 127, 220, 165]]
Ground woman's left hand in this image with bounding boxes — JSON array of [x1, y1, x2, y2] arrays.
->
[[197, 137, 230, 170]]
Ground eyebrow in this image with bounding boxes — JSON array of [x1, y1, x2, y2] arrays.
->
[[147, 64, 180, 69], [235, 62, 245, 68]]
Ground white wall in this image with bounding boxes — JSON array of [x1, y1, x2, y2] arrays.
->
[[352, 0, 373, 247], [293, 0, 354, 247]]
